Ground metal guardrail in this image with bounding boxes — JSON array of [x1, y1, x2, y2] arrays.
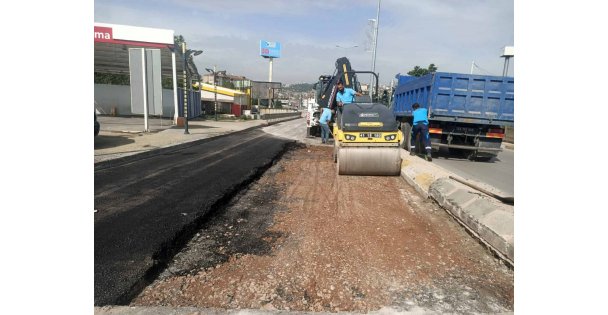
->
[[261, 112, 301, 122], [259, 108, 298, 114]]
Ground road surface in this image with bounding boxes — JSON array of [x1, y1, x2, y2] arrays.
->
[[262, 117, 308, 141], [432, 149, 514, 196], [133, 146, 513, 313], [95, 117, 514, 310]]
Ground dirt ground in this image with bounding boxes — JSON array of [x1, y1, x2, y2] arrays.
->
[[132, 145, 513, 313]]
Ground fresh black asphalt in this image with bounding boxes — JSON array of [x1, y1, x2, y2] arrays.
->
[[94, 129, 293, 305]]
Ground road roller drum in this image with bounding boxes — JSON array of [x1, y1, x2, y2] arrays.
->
[[337, 146, 401, 176]]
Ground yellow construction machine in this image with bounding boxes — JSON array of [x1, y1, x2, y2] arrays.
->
[[319, 59, 402, 176], [332, 100, 403, 176]]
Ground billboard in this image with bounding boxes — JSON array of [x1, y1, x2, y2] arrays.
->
[[260, 40, 281, 58], [251, 81, 282, 99]]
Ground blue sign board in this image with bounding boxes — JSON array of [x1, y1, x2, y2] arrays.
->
[[260, 40, 281, 58]]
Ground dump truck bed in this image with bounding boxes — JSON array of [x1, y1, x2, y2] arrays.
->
[[392, 72, 514, 126]]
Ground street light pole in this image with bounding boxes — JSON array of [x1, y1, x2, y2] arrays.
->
[[370, 0, 381, 99], [214, 65, 218, 121], [205, 67, 225, 121], [181, 42, 189, 134]]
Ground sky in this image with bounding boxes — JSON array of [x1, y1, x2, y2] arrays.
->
[[94, 0, 515, 84], [95, 0, 514, 85]]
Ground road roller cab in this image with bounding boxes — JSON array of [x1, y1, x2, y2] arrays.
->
[[334, 103, 401, 144]]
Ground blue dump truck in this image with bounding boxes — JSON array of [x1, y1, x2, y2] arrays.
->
[[391, 72, 514, 161]]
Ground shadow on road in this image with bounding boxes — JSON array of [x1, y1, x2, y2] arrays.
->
[[170, 125, 218, 130], [95, 135, 135, 150], [432, 149, 501, 163]]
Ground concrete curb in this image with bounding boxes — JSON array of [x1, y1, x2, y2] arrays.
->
[[399, 153, 514, 266], [429, 178, 514, 264], [400, 168, 430, 199], [94, 115, 301, 172], [399, 154, 452, 199]]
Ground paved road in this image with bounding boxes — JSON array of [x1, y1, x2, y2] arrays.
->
[[432, 149, 514, 195], [262, 117, 307, 141], [94, 128, 293, 305]]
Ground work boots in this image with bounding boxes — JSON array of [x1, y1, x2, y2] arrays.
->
[[426, 150, 432, 161]]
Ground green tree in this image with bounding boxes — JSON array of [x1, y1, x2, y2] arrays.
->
[[174, 35, 185, 48], [407, 64, 438, 77], [94, 72, 130, 85], [381, 89, 389, 105], [286, 83, 315, 92], [221, 81, 235, 89], [162, 77, 173, 89]]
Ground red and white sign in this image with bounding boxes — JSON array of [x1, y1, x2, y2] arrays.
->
[[94, 26, 114, 43], [94, 23, 174, 48]]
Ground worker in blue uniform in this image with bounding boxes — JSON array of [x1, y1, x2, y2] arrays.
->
[[335, 80, 362, 127], [335, 81, 362, 106], [318, 106, 332, 144], [410, 103, 432, 161]]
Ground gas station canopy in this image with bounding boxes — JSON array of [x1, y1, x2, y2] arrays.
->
[[94, 22, 183, 76]]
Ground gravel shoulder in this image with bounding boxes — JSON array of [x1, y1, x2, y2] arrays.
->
[[132, 146, 513, 313]]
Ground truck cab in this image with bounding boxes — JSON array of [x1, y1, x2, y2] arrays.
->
[[305, 98, 321, 137]]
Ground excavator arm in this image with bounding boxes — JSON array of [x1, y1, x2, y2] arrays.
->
[[317, 57, 360, 110]]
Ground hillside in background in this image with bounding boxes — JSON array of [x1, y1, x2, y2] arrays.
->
[[284, 83, 315, 92]]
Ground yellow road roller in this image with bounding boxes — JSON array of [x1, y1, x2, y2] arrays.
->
[[314, 61, 402, 176], [333, 102, 403, 176]]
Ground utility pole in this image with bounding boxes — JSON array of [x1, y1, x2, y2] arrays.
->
[[370, 0, 381, 99], [268, 58, 273, 109], [269, 57, 273, 82], [388, 78, 394, 106], [470, 61, 475, 74], [214, 65, 218, 121], [181, 42, 189, 134], [502, 57, 512, 76], [501, 46, 514, 77], [206, 67, 224, 121]]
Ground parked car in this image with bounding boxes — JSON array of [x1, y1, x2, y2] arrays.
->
[[95, 112, 100, 136]]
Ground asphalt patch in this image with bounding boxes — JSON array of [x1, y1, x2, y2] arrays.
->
[[116, 142, 304, 305]]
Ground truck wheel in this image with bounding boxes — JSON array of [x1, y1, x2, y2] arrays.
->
[[439, 146, 450, 159], [401, 122, 412, 151], [475, 154, 495, 162], [476, 156, 494, 162]]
